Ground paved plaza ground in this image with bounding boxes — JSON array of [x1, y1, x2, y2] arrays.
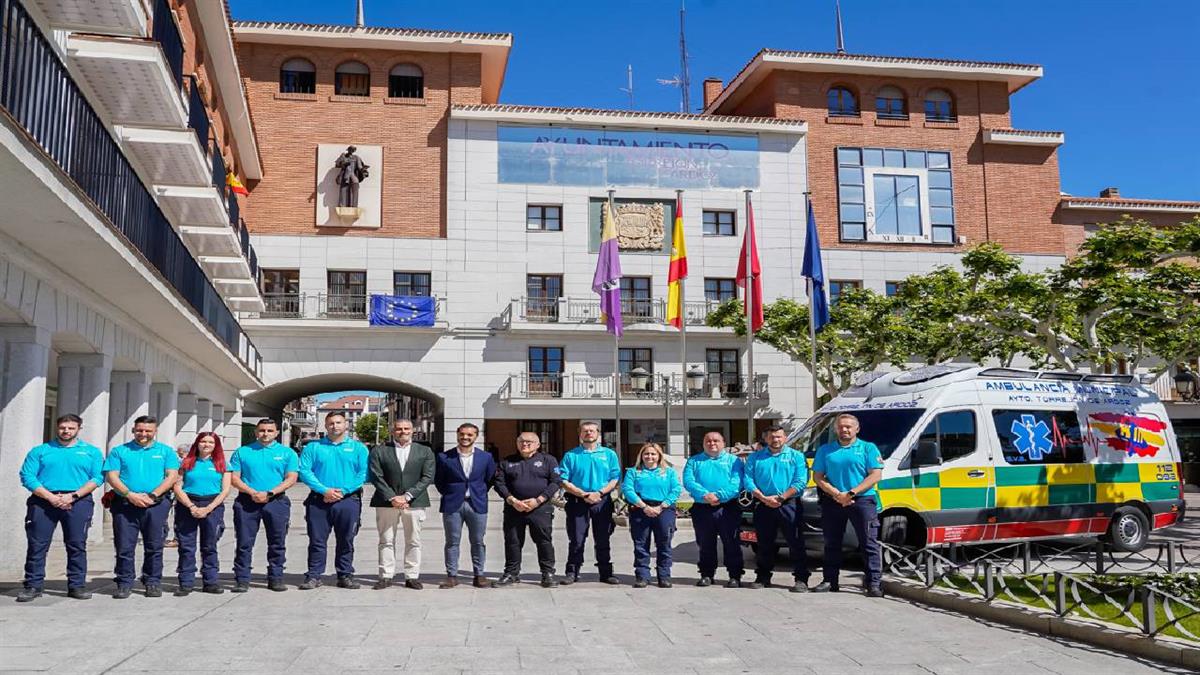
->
[[1, 491, 1193, 674]]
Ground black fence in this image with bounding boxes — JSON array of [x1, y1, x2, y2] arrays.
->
[[0, 0, 259, 375], [187, 74, 209, 151], [152, 0, 183, 90]]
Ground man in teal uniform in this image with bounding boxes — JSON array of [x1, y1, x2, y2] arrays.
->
[[104, 416, 180, 598], [557, 421, 621, 584], [682, 431, 745, 587], [743, 425, 810, 592], [298, 412, 369, 589], [812, 413, 884, 597], [17, 414, 104, 601], [228, 418, 298, 592]]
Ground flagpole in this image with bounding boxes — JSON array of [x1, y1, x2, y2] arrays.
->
[[608, 189, 622, 457], [743, 189, 755, 446], [677, 189, 689, 457], [806, 191, 819, 412]]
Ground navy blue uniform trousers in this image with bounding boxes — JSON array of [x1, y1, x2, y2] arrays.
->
[[111, 497, 171, 586], [304, 493, 361, 579], [24, 494, 93, 590], [564, 495, 614, 577], [629, 506, 676, 581], [820, 495, 882, 588], [690, 501, 744, 579], [752, 500, 809, 581], [175, 496, 225, 587], [232, 494, 291, 583]]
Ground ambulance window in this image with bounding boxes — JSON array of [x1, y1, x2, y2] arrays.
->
[[917, 410, 977, 463], [992, 409, 1086, 465]]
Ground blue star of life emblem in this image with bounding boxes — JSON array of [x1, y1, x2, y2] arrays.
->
[[1010, 414, 1053, 461]]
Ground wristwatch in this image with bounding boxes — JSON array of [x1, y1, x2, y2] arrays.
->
[[847, 490, 857, 498], [266, 490, 275, 499]]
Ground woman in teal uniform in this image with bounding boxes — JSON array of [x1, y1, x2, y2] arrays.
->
[[621, 443, 682, 588], [172, 432, 232, 595]]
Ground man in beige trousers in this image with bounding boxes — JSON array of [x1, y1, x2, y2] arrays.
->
[[368, 419, 436, 589]]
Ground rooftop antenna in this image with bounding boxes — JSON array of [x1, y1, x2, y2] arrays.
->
[[656, 1, 692, 112], [619, 64, 635, 110], [356, 0, 365, 28], [835, 0, 846, 54]]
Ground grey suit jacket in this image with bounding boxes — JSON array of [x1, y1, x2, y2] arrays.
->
[[368, 441, 435, 508]]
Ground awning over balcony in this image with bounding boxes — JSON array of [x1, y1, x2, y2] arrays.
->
[[24, 0, 148, 37], [65, 35, 185, 128], [155, 185, 227, 227], [116, 126, 210, 187]]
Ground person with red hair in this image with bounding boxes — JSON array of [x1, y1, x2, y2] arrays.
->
[[172, 432, 232, 595]]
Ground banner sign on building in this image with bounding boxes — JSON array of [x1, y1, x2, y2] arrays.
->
[[498, 124, 759, 189]]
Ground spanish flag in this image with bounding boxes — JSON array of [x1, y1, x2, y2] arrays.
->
[[226, 171, 248, 196], [666, 194, 688, 329]]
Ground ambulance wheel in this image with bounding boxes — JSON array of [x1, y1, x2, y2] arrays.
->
[[880, 515, 911, 547], [1106, 506, 1149, 553]]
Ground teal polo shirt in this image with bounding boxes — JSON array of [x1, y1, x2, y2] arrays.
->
[[682, 451, 743, 502], [180, 457, 224, 495], [621, 467, 682, 506], [19, 440, 104, 492], [812, 439, 884, 498], [743, 447, 808, 496], [557, 445, 621, 493], [298, 436, 369, 495], [103, 441, 180, 493], [229, 441, 298, 492]]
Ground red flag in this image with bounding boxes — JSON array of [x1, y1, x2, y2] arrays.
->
[[736, 197, 763, 332]]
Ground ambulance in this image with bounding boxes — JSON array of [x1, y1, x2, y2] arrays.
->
[[779, 365, 1186, 553]]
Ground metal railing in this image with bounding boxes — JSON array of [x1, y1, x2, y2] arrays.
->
[[0, 0, 260, 376], [151, 0, 183, 90], [210, 138, 226, 196], [319, 292, 367, 319], [883, 543, 1200, 641], [503, 372, 767, 400], [510, 296, 718, 327], [186, 75, 209, 151], [258, 292, 301, 318]]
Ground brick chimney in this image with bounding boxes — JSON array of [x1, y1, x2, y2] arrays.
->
[[703, 78, 724, 110], [1099, 187, 1120, 199]]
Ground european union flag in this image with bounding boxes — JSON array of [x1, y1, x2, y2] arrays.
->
[[369, 295, 436, 327]]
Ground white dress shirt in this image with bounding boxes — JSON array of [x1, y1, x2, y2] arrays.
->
[[394, 442, 412, 468], [458, 449, 475, 498]]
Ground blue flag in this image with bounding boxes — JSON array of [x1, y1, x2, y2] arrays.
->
[[369, 295, 436, 327], [801, 201, 830, 332]]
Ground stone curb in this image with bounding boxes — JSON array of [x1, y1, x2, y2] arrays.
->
[[882, 579, 1200, 670]]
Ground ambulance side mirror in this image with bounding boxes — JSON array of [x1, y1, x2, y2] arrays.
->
[[911, 439, 942, 468]]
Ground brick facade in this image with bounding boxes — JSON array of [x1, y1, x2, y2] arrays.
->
[[236, 42, 484, 238], [721, 70, 1068, 256]]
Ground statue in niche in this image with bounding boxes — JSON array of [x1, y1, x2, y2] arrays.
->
[[334, 145, 369, 208]]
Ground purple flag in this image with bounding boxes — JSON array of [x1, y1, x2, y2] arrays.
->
[[593, 201, 623, 336]]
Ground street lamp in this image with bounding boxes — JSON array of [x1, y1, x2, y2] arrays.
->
[[630, 366, 652, 393], [686, 365, 707, 393], [1175, 366, 1200, 402]]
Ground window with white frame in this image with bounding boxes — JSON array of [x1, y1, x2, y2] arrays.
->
[[836, 147, 955, 244]]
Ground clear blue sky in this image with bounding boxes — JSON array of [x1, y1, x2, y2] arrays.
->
[[231, 0, 1200, 201]]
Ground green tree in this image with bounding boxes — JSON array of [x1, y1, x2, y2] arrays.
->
[[354, 413, 387, 445]]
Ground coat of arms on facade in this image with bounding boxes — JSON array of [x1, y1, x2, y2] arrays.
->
[[604, 202, 665, 251]]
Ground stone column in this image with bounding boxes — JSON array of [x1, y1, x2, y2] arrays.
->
[[107, 371, 149, 452], [57, 353, 113, 539], [195, 398, 212, 434], [149, 382, 179, 450], [210, 403, 225, 440], [222, 406, 242, 451], [0, 326, 52, 576], [176, 393, 197, 442]]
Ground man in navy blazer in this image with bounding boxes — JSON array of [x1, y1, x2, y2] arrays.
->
[[434, 423, 496, 588]]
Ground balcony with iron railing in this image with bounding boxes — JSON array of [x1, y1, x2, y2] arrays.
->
[[504, 296, 721, 330], [0, 0, 261, 378], [502, 372, 768, 402], [239, 292, 445, 325]]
